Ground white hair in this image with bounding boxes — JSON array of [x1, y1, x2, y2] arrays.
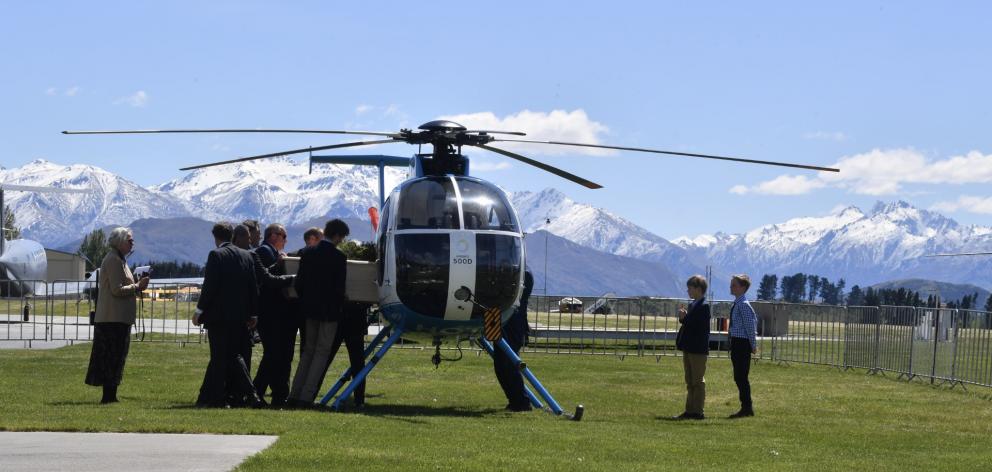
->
[[108, 227, 132, 248]]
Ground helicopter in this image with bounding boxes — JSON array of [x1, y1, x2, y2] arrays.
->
[[65, 119, 838, 416]]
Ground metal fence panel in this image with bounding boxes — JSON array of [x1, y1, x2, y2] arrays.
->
[[10, 281, 992, 389], [0, 280, 48, 342], [47, 280, 204, 344]]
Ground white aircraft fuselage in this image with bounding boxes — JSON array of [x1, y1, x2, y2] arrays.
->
[[0, 239, 47, 296]]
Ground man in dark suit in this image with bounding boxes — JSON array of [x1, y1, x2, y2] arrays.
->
[[494, 270, 533, 412], [288, 219, 349, 407], [249, 223, 298, 408], [194, 222, 263, 408], [673, 275, 711, 420]]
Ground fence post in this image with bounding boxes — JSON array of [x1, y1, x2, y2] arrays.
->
[[930, 307, 940, 384], [949, 310, 960, 388]]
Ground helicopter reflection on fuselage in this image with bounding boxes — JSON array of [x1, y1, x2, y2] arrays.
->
[[376, 175, 524, 337]]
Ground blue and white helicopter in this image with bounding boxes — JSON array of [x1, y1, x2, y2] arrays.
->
[[65, 120, 837, 417]]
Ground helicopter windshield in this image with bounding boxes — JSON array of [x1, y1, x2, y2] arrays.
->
[[396, 177, 460, 230], [457, 179, 519, 232]]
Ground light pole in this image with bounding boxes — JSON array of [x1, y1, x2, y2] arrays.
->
[[543, 217, 550, 296]]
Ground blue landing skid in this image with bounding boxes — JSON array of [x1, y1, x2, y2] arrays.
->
[[319, 325, 403, 410]]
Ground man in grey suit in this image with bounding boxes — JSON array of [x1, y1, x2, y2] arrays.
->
[[195, 222, 263, 408], [288, 219, 349, 408]]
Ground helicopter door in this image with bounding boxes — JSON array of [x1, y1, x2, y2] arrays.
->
[[444, 231, 476, 321]]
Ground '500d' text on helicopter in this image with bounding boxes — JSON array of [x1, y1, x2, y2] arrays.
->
[[65, 119, 838, 416]]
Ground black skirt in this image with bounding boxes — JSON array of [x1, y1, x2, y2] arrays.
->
[[85, 322, 132, 387]]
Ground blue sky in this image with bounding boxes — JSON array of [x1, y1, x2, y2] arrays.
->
[[3, 1, 992, 238]]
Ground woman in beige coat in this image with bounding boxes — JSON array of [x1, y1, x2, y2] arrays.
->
[[84, 227, 149, 403]]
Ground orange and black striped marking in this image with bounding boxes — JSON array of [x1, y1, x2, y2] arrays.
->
[[483, 307, 502, 342]]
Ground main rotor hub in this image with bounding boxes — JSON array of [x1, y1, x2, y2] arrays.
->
[[418, 120, 467, 132]]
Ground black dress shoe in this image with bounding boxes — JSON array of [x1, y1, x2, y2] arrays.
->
[[507, 403, 533, 412], [249, 396, 268, 409], [729, 410, 754, 419]]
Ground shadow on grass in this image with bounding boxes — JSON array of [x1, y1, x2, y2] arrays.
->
[[343, 403, 507, 420]]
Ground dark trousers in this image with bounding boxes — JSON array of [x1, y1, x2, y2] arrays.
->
[[326, 318, 367, 404], [225, 331, 254, 402], [253, 315, 299, 403], [493, 334, 528, 408], [198, 321, 257, 406], [730, 337, 753, 412]]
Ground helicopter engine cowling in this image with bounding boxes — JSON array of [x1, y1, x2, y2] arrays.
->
[[376, 176, 524, 340]]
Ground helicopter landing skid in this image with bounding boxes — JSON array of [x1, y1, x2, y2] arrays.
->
[[479, 337, 584, 421], [321, 325, 403, 411]]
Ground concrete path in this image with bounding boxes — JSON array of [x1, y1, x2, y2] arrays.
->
[[0, 432, 277, 472]]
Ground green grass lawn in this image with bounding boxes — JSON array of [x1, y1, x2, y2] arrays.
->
[[1, 343, 990, 471]]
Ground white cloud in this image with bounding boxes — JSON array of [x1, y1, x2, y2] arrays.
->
[[802, 131, 848, 141], [355, 104, 373, 115], [115, 90, 148, 107], [730, 148, 992, 196], [729, 174, 826, 195], [931, 196, 992, 214], [471, 161, 512, 172], [45, 87, 57, 96], [437, 109, 612, 156], [64, 86, 80, 97]]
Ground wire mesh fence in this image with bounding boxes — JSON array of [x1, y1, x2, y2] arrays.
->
[[4, 282, 992, 388]]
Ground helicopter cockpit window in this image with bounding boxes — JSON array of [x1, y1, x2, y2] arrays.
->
[[457, 180, 519, 232], [396, 178, 460, 230]]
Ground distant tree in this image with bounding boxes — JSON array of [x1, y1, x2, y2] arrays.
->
[[820, 278, 842, 305], [142, 260, 204, 278], [836, 279, 846, 304], [806, 275, 821, 303], [985, 294, 992, 312], [2, 204, 20, 240], [863, 287, 880, 307], [78, 229, 109, 271], [756, 274, 778, 300], [847, 285, 864, 306], [781, 273, 807, 303], [339, 241, 376, 262]]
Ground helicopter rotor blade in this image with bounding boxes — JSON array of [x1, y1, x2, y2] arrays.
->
[[493, 138, 840, 173], [464, 130, 527, 136], [472, 144, 603, 189], [924, 252, 992, 257], [63, 128, 401, 138], [179, 139, 400, 171]]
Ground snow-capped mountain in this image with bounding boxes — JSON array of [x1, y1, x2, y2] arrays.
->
[[1, 160, 191, 247], [152, 157, 406, 225], [675, 201, 992, 288], [7, 157, 992, 292], [509, 188, 710, 278]]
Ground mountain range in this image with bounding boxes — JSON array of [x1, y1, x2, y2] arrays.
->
[[674, 201, 992, 289], [4, 159, 992, 295]]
